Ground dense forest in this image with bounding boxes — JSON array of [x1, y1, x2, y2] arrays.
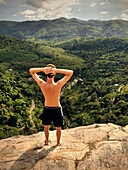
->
[[0, 18, 128, 44], [0, 33, 128, 139], [56, 38, 128, 127], [0, 34, 83, 138]]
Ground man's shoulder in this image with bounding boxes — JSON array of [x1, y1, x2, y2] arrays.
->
[[38, 81, 46, 87]]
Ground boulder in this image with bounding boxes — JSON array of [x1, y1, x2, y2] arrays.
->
[[0, 123, 128, 170]]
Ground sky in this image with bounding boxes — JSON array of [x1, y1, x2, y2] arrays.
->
[[0, 0, 128, 21]]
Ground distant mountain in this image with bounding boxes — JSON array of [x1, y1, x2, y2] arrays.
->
[[0, 18, 128, 44]]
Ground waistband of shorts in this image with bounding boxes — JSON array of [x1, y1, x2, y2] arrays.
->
[[44, 105, 61, 109]]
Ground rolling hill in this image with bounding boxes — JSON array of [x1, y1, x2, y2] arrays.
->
[[0, 18, 128, 44], [0, 34, 84, 71]]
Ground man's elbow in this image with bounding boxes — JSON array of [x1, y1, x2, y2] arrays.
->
[[68, 70, 73, 77], [70, 70, 73, 76], [29, 68, 34, 74]]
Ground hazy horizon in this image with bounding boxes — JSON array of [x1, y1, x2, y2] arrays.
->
[[0, 16, 128, 23]]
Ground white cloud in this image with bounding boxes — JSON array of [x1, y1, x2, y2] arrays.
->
[[18, 9, 37, 20], [100, 2, 106, 6], [121, 9, 128, 20], [46, 6, 72, 18], [112, 16, 118, 20], [20, 10, 36, 15], [122, 9, 128, 14], [0, 0, 6, 5], [121, 13, 128, 18], [90, 2, 97, 7], [24, 15, 36, 19], [13, 14, 17, 17], [21, 0, 80, 20], [36, 8, 47, 19], [24, 0, 79, 9], [19, 6, 73, 20], [36, 6, 72, 19], [99, 0, 109, 6], [100, 11, 109, 14]]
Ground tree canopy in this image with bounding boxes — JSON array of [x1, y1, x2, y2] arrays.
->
[[0, 34, 128, 139]]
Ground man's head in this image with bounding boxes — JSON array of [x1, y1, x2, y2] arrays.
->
[[46, 64, 56, 78]]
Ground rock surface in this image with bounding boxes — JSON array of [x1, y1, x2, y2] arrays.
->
[[0, 123, 128, 170]]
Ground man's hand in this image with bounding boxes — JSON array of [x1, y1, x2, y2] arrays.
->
[[44, 67, 56, 75], [44, 67, 49, 74]]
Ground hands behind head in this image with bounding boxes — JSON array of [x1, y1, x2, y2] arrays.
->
[[44, 66, 56, 75]]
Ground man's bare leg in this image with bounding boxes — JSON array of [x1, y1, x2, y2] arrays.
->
[[56, 127, 61, 146], [44, 125, 50, 145]]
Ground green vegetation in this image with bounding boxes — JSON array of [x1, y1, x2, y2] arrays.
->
[[0, 18, 128, 44], [0, 33, 128, 139], [57, 38, 128, 128], [0, 34, 83, 139]]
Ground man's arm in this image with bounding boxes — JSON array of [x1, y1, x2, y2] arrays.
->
[[55, 68, 73, 87], [29, 68, 46, 85]]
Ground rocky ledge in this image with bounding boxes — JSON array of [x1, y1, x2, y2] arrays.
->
[[0, 123, 128, 170]]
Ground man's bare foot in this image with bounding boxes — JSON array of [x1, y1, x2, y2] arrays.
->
[[56, 143, 61, 146], [44, 139, 50, 146]]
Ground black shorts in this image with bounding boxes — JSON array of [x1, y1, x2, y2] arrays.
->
[[41, 106, 64, 127]]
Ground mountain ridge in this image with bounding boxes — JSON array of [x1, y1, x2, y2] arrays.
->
[[0, 18, 128, 44]]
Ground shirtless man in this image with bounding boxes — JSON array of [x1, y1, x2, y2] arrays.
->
[[29, 64, 73, 146]]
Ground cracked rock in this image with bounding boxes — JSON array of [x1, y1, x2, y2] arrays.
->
[[0, 123, 128, 170]]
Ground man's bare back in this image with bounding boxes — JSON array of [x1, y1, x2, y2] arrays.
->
[[40, 81, 61, 107], [29, 64, 73, 146], [29, 64, 73, 107]]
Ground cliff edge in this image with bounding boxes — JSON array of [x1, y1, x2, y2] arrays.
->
[[0, 123, 128, 170]]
